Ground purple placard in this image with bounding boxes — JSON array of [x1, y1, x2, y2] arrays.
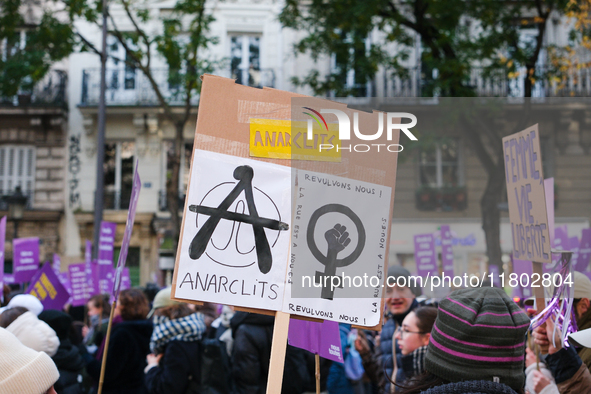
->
[[3, 273, 14, 284], [98, 266, 115, 295], [570, 236, 582, 272], [414, 234, 437, 277], [13, 237, 40, 284], [85, 240, 92, 264], [52, 254, 61, 275], [58, 272, 72, 305], [98, 221, 116, 266], [288, 319, 343, 363], [112, 164, 141, 300], [28, 263, 70, 310], [68, 263, 87, 307], [440, 225, 454, 276], [579, 229, 591, 272], [0, 216, 6, 295], [544, 179, 554, 272], [513, 259, 533, 298], [489, 265, 501, 287], [85, 260, 99, 297]]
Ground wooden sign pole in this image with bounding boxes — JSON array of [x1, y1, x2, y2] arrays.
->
[[266, 311, 290, 394], [315, 354, 321, 394]]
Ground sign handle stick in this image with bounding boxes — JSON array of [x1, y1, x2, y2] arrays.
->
[[266, 311, 290, 394], [97, 300, 117, 394], [315, 353, 320, 394]]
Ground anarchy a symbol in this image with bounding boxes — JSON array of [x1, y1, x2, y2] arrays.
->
[[307, 204, 366, 300], [188, 165, 289, 274]]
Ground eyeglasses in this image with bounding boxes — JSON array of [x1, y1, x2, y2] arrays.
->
[[395, 326, 426, 338]]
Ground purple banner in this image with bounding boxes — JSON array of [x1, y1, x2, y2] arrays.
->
[[98, 221, 116, 266], [513, 259, 533, 298], [4, 273, 14, 284], [570, 236, 583, 272], [98, 266, 115, 295], [112, 164, 141, 300], [28, 263, 70, 311], [68, 263, 87, 307], [414, 234, 437, 277], [0, 216, 6, 295], [58, 272, 72, 305], [13, 237, 40, 283], [85, 260, 99, 297], [288, 319, 343, 363], [440, 225, 454, 276], [52, 254, 61, 276], [579, 229, 591, 272]]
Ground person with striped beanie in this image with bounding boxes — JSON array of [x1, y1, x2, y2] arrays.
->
[[398, 286, 530, 394]]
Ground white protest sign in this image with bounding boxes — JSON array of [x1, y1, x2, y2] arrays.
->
[[502, 124, 551, 265], [283, 169, 392, 327], [174, 149, 292, 311]]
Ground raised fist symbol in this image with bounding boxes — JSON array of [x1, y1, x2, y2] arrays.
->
[[325, 224, 351, 254]]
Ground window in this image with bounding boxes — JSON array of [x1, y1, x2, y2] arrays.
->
[[0, 145, 35, 201], [104, 142, 135, 210], [419, 139, 462, 188], [230, 35, 261, 87], [330, 31, 372, 97], [160, 141, 192, 211]]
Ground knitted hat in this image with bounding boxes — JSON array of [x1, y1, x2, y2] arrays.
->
[[387, 265, 422, 297], [148, 287, 180, 318], [6, 311, 60, 357], [0, 327, 59, 394], [425, 287, 530, 392], [39, 309, 73, 341], [0, 294, 44, 316]]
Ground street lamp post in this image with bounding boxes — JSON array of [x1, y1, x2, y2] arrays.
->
[[3, 186, 28, 239]]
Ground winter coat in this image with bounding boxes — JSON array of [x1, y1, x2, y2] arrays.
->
[[87, 319, 153, 394], [326, 324, 355, 394], [576, 308, 591, 371], [417, 380, 519, 394], [39, 310, 86, 394], [230, 312, 310, 394], [524, 361, 559, 394], [544, 345, 591, 394], [6, 311, 59, 356], [145, 340, 201, 394]]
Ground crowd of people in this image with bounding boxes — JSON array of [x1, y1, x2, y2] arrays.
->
[[2, 265, 591, 394]]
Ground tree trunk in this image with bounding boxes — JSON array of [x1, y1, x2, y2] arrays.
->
[[167, 121, 185, 254], [480, 164, 505, 272], [524, 66, 534, 98]]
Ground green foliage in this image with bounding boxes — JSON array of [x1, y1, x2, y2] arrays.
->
[[0, 0, 75, 97]]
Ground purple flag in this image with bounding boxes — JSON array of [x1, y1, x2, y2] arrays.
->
[[52, 254, 61, 276], [0, 216, 6, 296], [489, 265, 501, 287], [28, 263, 70, 311], [288, 319, 343, 363], [570, 236, 582, 272], [440, 225, 454, 276], [13, 237, 39, 283], [68, 263, 88, 307], [98, 221, 116, 266], [513, 259, 533, 298], [112, 164, 141, 300], [579, 229, 591, 272], [414, 234, 437, 277]]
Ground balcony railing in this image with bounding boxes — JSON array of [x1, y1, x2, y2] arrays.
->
[[0, 190, 34, 210], [415, 186, 467, 212], [0, 70, 67, 108], [387, 66, 591, 98], [81, 68, 276, 106]]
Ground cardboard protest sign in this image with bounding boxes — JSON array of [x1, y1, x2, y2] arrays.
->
[[579, 229, 591, 272], [172, 75, 400, 331], [288, 319, 343, 363], [28, 263, 70, 310], [174, 150, 291, 312], [502, 125, 551, 265], [414, 234, 438, 277], [440, 225, 454, 276], [13, 237, 40, 283], [284, 169, 391, 326], [112, 164, 141, 301]]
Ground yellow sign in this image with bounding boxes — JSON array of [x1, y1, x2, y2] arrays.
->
[[249, 119, 341, 162]]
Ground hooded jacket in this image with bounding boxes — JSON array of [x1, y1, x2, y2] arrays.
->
[[87, 319, 153, 394], [39, 310, 86, 394], [6, 311, 59, 356], [230, 312, 310, 394]]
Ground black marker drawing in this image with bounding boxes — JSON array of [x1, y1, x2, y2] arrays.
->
[[188, 165, 289, 274], [307, 204, 365, 300]]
